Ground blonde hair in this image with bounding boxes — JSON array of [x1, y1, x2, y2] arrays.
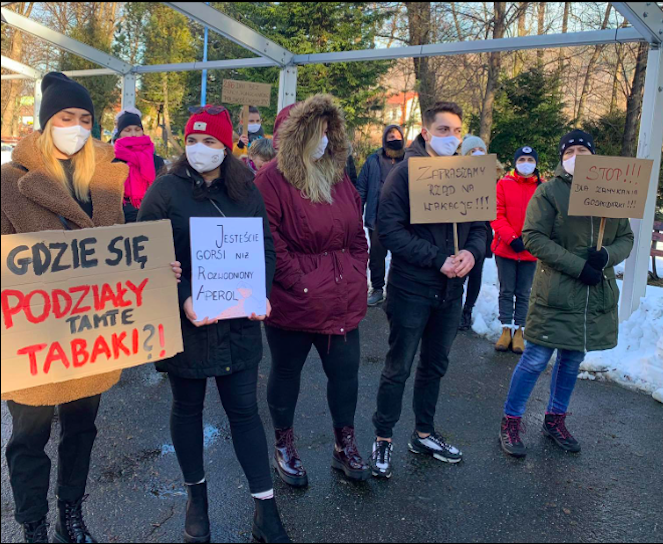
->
[[300, 116, 337, 204], [37, 119, 96, 202]]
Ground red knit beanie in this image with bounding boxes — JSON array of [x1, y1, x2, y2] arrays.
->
[[185, 106, 234, 150]]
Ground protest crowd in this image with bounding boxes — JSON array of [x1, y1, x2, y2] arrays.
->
[[0, 72, 640, 544]]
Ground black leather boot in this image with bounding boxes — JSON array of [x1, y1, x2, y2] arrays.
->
[[184, 482, 211, 543], [53, 496, 96, 543], [252, 498, 291, 543], [22, 517, 49, 543]]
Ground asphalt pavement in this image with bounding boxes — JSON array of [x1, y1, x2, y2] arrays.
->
[[2, 305, 662, 543]]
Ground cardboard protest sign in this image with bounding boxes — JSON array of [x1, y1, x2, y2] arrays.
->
[[408, 154, 497, 224], [222, 79, 272, 108], [1, 221, 183, 395], [190, 217, 266, 321], [569, 155, 653, 220]]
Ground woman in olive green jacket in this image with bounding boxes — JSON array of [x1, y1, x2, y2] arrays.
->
[[498, 130, 634, 459]]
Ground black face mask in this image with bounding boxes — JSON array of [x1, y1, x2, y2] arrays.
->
[[385, 139, 404, 151]]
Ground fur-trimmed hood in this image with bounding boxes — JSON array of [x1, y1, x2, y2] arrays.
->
[[276, 94, 349, 191]]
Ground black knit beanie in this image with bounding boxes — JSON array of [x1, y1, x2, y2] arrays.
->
[[559, 129, 595, 161], [39, 72, 94, 129], [514, 146, 538, 165], [117, 112, 143, 136]]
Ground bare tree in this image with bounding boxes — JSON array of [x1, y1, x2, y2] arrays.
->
[[479, 2, 506, 144], [407, 2, 439, 113], [574, 3, 611, 127], [557, 2, 570, 75], [622, 42, 648, 157], [513, 2, 529, 76], [1, 2, 34, 137], [536, 2, 546, 67]]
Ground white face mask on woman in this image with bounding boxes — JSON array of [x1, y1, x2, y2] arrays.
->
[[471, 150, 486, 156], [52, 125, 91, 156], [429, 135, 461, 157], [562, 156, 576, 176], [186, 143, 225, 174], [247, 123, 262, 134], [312, 134, 329, 160], [516, 162, 536, 176]]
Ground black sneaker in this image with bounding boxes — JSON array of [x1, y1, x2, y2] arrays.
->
[[499, 416, 527, 458], [368, 290, 384, 306], [369, 439, 393, 479], [543, 413, 581, 453], [408, 431, 462, 463]]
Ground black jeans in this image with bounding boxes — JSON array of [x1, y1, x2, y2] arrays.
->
[[6, 395, 101, 523], [265, 326, 360, 430], [369, 228, 388, 291], [374, 284, 462, 439], [168, 367, 272, 494], [463, 255, 486, 311], [495, 256, 537, 327]]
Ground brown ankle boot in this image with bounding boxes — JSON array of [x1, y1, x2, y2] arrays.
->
[[512, 327, 525, 354], [495, 326, 513, 352], [332, 427, 370, 481], [274, 428, 308, 488]]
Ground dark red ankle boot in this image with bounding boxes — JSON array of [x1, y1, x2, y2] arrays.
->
[[332, 427, 370, 481], [274, 428, 308, 488]]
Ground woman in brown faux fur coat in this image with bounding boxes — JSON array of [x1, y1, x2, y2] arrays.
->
[[0, 73, 181, 544], [255, 94, 370, 487]]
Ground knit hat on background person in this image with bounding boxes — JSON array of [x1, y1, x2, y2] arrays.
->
[[461, 135, 488, 156], [559, 129, 595, 161], [513, 146, 539, 165], [39, 72, 95, 129], [116, 112, 143, 136], [184, 105, 234, 150]]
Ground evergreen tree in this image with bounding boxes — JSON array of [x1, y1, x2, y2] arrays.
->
[[470, 68, 570, 174]]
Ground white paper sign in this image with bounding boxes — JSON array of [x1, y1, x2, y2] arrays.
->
[[190, 217, 266, 321]]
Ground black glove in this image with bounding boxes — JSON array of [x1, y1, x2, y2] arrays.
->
[[510, 237, 526, 254], [579, 262, 603, 286], [587, 247, 609, 270]]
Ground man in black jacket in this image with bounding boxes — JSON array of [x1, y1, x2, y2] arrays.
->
[[369, 102, 487, 479]]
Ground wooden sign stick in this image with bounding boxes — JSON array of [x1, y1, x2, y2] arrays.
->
[[597, 217, 607, 250], [241, 105, 249, 138], [453, 223, 460, 255]]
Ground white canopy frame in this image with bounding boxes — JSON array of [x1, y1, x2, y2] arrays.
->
[[2, 2, 662, 321]]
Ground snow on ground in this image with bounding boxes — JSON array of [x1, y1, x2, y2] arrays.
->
[[470, 259, 663, 403], [367, 230, 663, 402]]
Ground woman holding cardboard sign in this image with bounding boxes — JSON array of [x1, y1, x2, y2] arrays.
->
[[499, 130, 634, 459], [0, 73, 182, 544], [137, 105, 290, 544], [255, 94, 370, 487]]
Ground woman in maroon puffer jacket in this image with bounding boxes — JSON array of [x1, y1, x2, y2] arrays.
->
[[255, 94, 370, 486]]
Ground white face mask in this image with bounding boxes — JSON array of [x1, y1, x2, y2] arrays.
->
[[429, 135, 461, 157], [52, 125, 91, 156], [312, 134, 329, 160], [562, 156, 576, 176], [186, 142, 225, 174], [516, 162, 536, 176], [247, 123, 262, 134], [471, 150, 486, 156]]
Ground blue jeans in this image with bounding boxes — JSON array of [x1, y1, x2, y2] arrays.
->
[[504, 342, 585, 418]]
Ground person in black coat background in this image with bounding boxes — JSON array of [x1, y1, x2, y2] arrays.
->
[[138, 105, 290, 544], [356, 124, 406, 306]]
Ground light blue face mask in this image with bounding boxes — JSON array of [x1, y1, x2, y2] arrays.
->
[[516, 162, 536, 176], [430, 135, 461, 156]]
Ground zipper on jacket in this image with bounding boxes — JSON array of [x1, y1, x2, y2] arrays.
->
[[584, 217, 593, 352]]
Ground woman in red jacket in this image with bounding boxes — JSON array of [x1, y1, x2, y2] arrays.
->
[[255, 95, 370, 487], [492, 146, 542, 354]]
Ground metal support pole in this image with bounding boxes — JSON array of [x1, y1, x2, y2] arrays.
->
[[33, 78, 42, 131], [201, 25, 209, 106], [277, 66, 297, 112], [122, 74, 137, 111], [620, 46, 663, 322]]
